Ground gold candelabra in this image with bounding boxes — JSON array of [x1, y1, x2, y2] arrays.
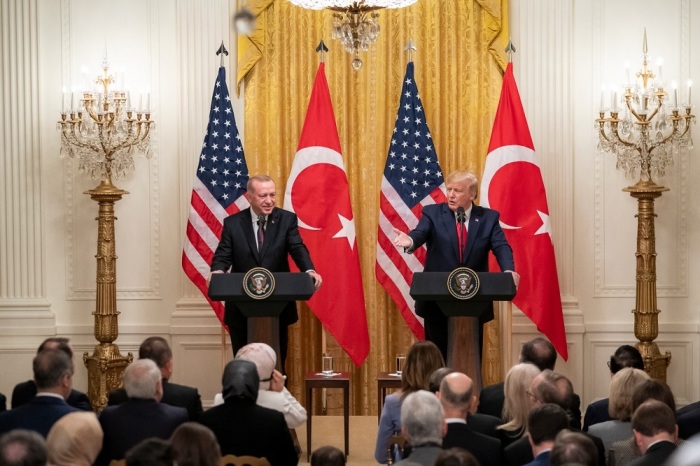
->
[[58, 56, 155, 411], [595, 31, 695, 381]]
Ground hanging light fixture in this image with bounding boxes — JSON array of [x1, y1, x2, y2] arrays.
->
[[288, 0, 418, 70]]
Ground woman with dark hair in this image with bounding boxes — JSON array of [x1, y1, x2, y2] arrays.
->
[[374, 340, 445, 463], [170, 422, 221, 466]]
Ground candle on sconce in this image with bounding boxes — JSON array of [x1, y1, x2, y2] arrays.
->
[[600, 85, 605, 111], [61, 86, 67, 113], [611, 90, 617, 112], [656, 58, 663, 82], [126, 91, 131, 109], [70, 87, 75, 110], [688, 79, 693, 106], [145, 92, 150, 112], [138, 91, 143, 111], [672, 81, 678, 107]]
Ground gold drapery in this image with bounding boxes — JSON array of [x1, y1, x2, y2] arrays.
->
[[238, 0, 509, 415]]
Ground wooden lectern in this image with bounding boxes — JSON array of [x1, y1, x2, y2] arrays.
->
[[208, 272, 315, 369], [410, 271, 515, 390]]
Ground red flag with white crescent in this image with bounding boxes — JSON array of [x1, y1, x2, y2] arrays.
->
[[283, 63, 370, 366], [481, 63, 568, 360]]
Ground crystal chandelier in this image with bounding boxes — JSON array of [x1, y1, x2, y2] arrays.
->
[[287, 0, 418, 70], [57, 56, 155, 181], [595, 31, 694, 183]]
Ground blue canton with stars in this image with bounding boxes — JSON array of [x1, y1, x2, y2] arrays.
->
[[383, 62, 443, 209], [197, 66, 248, 209]]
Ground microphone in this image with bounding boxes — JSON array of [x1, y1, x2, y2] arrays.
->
[[456, 206, 466, 224]]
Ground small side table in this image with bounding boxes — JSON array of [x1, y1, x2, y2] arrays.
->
[[305, 371, 350, 461], [376, 372, 402, 422]]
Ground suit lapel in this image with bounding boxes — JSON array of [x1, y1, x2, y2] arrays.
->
[[440, 204, 460, 261], [464, 204, 483, 263], [258, 208, 280, 259], [240, 208, 260, 261]]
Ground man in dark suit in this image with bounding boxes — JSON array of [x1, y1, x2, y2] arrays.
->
[[11, 337, 91, 411], [677, 400, 700, 439], [523, 404, 570, 466], [198, 359, 298, 466], [210, 175, 322, 367], [96, 359, 188, 466], [107, 336, 202, 420], [479, 337, 581, 429], [393, 170, 517, 361], [0, 349, 78, 437], [438, 372, 503, 466], [629, 400, 678, 466]]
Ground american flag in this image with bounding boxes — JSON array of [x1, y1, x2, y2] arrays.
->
[[375, 62, 446, 338], [182, 66, 250, 325]]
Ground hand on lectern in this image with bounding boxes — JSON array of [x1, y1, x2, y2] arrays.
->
[[307, 271, 322, 290], [505, 270, 520, 289], [207, 270, 223, 285], [392, 228, 412, 248]]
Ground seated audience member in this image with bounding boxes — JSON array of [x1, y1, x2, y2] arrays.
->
[[125, 438, 175, 466], [629, 399, 678, 466], [213, 342, 307, 428], [0, 429, 47, 466], [198, 359, 297, 466], [583, 344, 644, 431], [396, 390, 445, 466], [0, 349, 78, 437], [524, 404, 571, 466], [677, 399, 700, 440], [549, 430, 598, 466], [310, 446, 345, 466], [664, 433, 700, 466], [438, 372, 503, 466], [496, 363, 541, 447], [588, 367, 650, 453], [46, 411, 103, 466], [12, 337, 91, 411], [170, 422, 220, 466], [479, 337, 581, 429], [108, 336, 203, 420], [96, 359, 188, 466], [609, 378, 680, 466], [434, 448, 480, 466], [374, 341, 445, 463]]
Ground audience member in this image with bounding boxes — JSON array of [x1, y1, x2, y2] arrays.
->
[[496, 363, 540, 446], [629, 399, 678, 466], [108, 336, 203, 420], [125, 438, 174, 466], [11, 338, 90, 411], [198, 359, 297, 466], [396, 390, 445, 466], [0, 349, 78, 437], [434, 448, 480, 466], [46, 411, 103, 466], [583, 344, 644, 431], [438, 372, 503, 466], [374, 341, 444, 463], [665, 433, 700, 466], [95, 359, 188, 466], [524, 404, 570, 466], [170, 422, 220, 466], [310, 446, 345, 466], [588, 367, 649, 453], [609, 378, 679, 466], [549, 430, 598, 466], [214, 342, 307, 428], [677, 400, 700, 440], [0, 430, 47, 466]]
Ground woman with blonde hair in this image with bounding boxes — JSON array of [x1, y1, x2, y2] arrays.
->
[[374, 340, 445, 463], [46, 411, 103, 466], [496, 362, 541, 446]]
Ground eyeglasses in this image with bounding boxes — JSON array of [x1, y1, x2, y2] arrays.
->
[[526, 389, 541, 404]]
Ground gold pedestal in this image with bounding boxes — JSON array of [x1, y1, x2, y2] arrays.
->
[[623, 180, 672, 381], [83, 178, 133, 412]]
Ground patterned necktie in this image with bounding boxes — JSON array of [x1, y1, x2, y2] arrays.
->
[[257, 215, 266, 251]]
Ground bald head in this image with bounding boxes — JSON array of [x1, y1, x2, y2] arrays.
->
[[438, 372, 473, 417]]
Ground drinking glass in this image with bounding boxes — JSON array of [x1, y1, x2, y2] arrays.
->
[[322, 352, 334, 375], [396, 353, 406, 376]]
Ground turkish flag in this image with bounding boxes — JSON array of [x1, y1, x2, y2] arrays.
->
[[283, 63, 370, 366], [481, 63, 568, 360]]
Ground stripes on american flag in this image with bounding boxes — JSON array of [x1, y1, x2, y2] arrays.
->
[[182, 66, 250, 325], [375, 62, 446, 339]]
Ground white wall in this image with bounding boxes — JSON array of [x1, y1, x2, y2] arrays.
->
[[0, 0, 698, 410]]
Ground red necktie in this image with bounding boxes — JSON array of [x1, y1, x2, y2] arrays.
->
[[456, 221, 467, 262]]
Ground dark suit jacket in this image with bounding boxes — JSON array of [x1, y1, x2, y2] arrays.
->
[[211, 207, 315, 327], [467, 412, 503, 439], [395, 444, 443, 466], [95, 398, 188, 466], [0, 395, 79, 437], [0, 392, 5, 411], [583, 397, 611, 431], [442, 422, 504, 466], [11, 379, 91, 411], [408, 203, 514, 323], [108, 379, 203, 421], [505, 432, 606, 466], [629, 440, 676, 466], [523, 450, 550, 466], [677, 400, 700, 439], [198, 397, 298, 466]]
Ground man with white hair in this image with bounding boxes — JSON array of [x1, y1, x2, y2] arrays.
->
[[95, 359, 188, 466], [395, 390, 446, 466]]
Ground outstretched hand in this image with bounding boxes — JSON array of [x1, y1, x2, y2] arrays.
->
[[392, 228, 412, 248]]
